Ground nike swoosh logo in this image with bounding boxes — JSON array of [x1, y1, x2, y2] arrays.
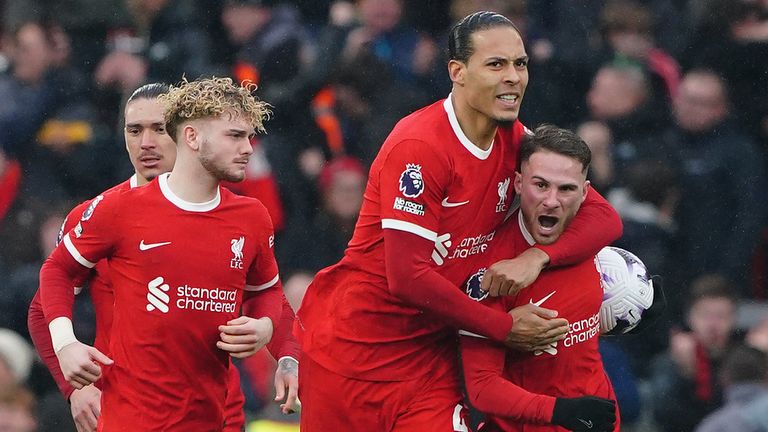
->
[[529, 290, 556, 307], [441, 197, 470, 207], [578, 418, 594, 429], [139, 240, 172, 251]]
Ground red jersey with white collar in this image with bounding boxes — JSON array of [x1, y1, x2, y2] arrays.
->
[[41, 173, 279, 431], [461, 210, 618, 432], [297, 97, 526, 380]]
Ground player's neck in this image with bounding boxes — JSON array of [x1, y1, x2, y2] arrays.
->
[[166, 159, 219, 203], [450, 94, 497, 151]]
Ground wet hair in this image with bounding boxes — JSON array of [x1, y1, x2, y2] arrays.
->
[[448, 11, 520, 62], [126, 83, 170, 104], [519, 124, 592, 173], [159, 77, 271, 142]]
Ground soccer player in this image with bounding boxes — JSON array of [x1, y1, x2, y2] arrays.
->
[[460, 125, 618, 431], [28, 83, 300, 431], [37, 77, 287, 431], [295, 11, 622, 430]]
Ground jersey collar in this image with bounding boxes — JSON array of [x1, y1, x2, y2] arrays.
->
[[129, 174, 138, 188], [158, 173, 221, 212], [443, 94, 494, 160], [518, 210, 536, 246]]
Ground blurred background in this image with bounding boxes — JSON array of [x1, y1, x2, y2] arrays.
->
[[0, 0, 767, 431]]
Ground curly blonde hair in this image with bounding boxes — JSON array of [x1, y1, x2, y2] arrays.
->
[[159, 77, 271, 142]]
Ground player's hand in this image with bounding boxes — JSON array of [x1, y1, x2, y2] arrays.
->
[[504, 304, 568, 351], [552, 396, 616, 431], [217, 316, 273, 359], [273, 357, 300, 414], [482, 248, 550, 297], [69, 384, 101, 432], [56, 342, 113, 389]]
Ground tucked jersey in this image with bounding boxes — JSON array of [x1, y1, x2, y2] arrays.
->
[[461, 211, 618, 432], [53, 173, 278, 431], [297, 97, 526, 381]]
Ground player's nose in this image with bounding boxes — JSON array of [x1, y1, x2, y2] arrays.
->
[[140, 130, 156, 149]]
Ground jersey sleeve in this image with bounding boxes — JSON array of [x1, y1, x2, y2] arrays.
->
[[264, 295, 301, 361], [535, 186, 622, 266], [41, 192, 121, 322], [459, 294, 556, 423], [245, 204, 279, 291], [378, 139, 451, 242]]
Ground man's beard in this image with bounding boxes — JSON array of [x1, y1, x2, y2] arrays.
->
[[495, 118, 516, 129], [199, 140, 246, 182]]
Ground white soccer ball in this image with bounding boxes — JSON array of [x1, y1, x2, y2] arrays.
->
[[596, 246, 654, 335]]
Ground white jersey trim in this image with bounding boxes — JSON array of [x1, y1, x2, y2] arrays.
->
[[458, 329, 488, 339], [518, 211, 536, 246], [381, 219, 438, 241], [443, 95, 493, 160], [246, 274, 280, 292], [158, 173, 221, 212], [129, 174, 138, 188], [63, 233, 96, 268]]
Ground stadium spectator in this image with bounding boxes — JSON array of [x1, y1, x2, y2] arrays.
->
[[0, 383, 37, 432], [651, 274, 739, 432], [664, 69, 765, 295], [278, 155, 366, 275], [694, 344, 768, 432]]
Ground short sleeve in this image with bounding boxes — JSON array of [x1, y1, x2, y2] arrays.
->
[[378, 139, 451, 242], [61, 193, 121, 269], [245, 204, 280, 291]]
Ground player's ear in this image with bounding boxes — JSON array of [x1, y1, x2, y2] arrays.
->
[[182, 124, 200, 151], [514, 171, 523, 194], [448, 59, 465, 85], [581, 180, 590, 203]]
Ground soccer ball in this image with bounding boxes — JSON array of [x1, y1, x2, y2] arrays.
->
[[596, 246, 654, 335]]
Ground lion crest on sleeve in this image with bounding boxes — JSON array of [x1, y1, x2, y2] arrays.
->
[[399, 163, 424, 198]]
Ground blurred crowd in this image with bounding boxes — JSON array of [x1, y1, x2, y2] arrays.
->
[[0, 0, 766, 431]]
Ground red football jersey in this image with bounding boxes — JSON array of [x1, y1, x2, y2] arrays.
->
[[50, 173, 279, 431], [461, 211, 619, 432], [297, 98, 526, 380]]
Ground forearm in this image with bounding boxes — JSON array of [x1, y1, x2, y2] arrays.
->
[[242, 281, 283, 329], [384, 229, 513, 342], [27, 292, 74, 399], [265, 295, 301, 360], [537, 187, 622, 266], [461, 336, 554, 423]]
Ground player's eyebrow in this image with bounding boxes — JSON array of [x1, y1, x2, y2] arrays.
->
[[126, 121, 165, 128]]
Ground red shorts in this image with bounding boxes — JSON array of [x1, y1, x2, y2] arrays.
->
[[300, 353, 470, 431]]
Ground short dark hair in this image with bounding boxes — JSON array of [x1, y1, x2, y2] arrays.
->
[[519, 124, 592, 173], [126, 83, 170, 105], [686, 273, 738, 313], [448, 11, 520, 63]]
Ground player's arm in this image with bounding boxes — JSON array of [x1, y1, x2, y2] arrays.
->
[[483, 187, 621, 296], [28, 291, 75, 398], [28, 201, 92, 399], [265, 295, 300, 414], [39, 196, 116, 389], [460, 331, 554, 422], [460, 333, 616, 430], [379, 139, 567, 348]]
